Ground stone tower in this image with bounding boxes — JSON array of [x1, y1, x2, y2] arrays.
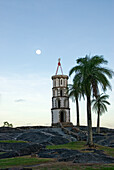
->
[[51, 59, 71, 126]]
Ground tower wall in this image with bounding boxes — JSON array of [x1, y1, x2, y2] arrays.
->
[[51, 75, 70, 126]]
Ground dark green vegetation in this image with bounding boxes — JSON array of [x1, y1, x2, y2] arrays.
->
[[47, 141, 114, 157], [69, 55, 114, 146], [47, 141, 86, 150], [0, 140, 28, 143], [0, 156, 54, 169], [3, 121, 13, 128]]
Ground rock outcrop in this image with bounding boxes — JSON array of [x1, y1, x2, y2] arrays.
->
[[0, 126, 113, 164]]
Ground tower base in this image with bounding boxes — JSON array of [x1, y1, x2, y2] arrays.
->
[[52, 122, 73, 127]]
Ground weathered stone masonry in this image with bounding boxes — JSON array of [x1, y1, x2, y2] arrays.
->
[[51, 64, 71, 126]]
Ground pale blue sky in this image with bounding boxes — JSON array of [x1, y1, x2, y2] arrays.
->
[[0, 0, 114, 128]]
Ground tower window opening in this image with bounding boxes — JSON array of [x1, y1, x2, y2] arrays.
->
[[58, 100, 60, 108], [60, 89, 63, 97], [53, 90, 55, 96], [52, 100, 54, 107], [61, 79, 62, 85]]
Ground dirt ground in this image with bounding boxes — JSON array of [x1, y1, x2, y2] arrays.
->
[[24, 161, 114, 170]]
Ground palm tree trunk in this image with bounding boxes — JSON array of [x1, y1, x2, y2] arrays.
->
[[87, 96, 93, 146], [75, 97, 80, 127], [96, 110, 100, 133]]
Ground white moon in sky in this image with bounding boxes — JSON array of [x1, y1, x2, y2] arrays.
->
[[36, 49, 41, 55]]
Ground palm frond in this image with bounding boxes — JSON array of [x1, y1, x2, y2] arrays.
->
[[92, 93, 110, 115]]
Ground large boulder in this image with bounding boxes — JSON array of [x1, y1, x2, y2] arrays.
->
[[73, 152, 114, 164], [0, 142, 29, 152], [18, 143, 45, 156], [96, 135, 114, 147], [38, 149, 80, 159], [0, 143, 45, 159], [17, 130, 70, 145]]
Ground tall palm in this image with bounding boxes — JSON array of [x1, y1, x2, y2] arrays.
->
[[92, 93, 110, 133], [69, 55, 113, 146], [68, 80, 82, 127]]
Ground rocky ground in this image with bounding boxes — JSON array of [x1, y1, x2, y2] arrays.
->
[[0, 126, 114, 165]]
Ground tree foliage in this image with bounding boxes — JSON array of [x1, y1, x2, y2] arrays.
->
[[92, 93, 110, 133], [69, 55, 113, 146], [3, 121, 13, 128]]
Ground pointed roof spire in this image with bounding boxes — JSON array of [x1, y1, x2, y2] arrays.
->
[[56, 58, 63, 75]]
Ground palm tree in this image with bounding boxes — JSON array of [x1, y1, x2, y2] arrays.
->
[[92, 93, 110, 133], [68, 80, 82, 127], [69, 55, 113, 146]]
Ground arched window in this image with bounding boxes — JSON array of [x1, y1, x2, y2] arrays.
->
[[52, 100, 54, 107], [58, 100, 60, 108], [60, 89, 62, 97]]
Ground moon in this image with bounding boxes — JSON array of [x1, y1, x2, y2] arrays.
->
[[36, 49, 41, 55]]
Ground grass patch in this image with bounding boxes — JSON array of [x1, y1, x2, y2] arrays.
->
[[0, 156, 54, 168], [47, 141, 86, 150], [0, 140, 28, 143]]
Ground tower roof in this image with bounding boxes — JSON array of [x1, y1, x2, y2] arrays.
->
[[56, 58, 63, 75]]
